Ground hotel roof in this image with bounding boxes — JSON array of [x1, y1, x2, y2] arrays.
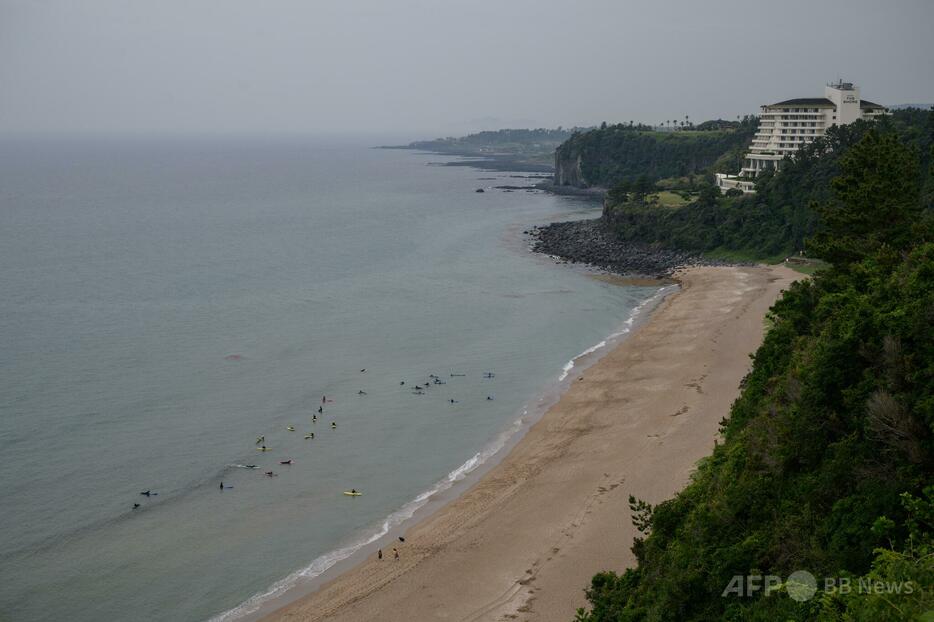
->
[[768, 98, 835, 107], [765, 97, 886, 110]]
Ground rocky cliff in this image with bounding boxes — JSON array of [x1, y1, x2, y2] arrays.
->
[[554, 151, 586, 187], [553, 122, 756, 188]]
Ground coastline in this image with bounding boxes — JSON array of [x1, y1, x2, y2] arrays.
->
[[260, 263, 799, 622], [214, 281, 674, 622]]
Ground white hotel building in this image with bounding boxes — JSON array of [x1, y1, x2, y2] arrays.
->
[[716, 81, 886, 193]]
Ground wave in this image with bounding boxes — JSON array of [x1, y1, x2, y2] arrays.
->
[[557, 285, 674, 382], [209, 284, 676, 622], [4, 458, 272, 562], [208, 416, 527, 622]]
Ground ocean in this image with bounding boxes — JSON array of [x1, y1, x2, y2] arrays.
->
[[0, 136, 663, 621]]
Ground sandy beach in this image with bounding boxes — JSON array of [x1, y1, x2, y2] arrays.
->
[[264, 264, 799, 622]]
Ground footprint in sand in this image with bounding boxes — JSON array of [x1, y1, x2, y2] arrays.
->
[[670, 405, 690, 417]]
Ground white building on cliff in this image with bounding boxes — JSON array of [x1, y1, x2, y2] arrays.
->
[[716, 81, 886, 193]]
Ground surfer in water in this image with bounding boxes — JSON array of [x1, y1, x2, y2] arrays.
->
[[317, 406, 323, 414], [219, 482, 224, 490], [331, 421, 337, 429]]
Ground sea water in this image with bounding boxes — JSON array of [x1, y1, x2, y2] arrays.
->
[[0, 136, 662, 622]]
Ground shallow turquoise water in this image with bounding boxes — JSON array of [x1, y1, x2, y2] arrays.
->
[[0, 137, 660, 621]]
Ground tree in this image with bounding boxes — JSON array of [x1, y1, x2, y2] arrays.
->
[[631, 175, 654, 200], [808, 130, 923, 268], [607, 180, 631, 204], [697, 184, 720, 205]]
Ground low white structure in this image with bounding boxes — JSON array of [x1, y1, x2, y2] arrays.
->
[[716, 81, 885, 193]]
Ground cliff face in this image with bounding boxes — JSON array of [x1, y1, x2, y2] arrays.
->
[[553, 124, 756, 188], [554, 151, 586, 187]]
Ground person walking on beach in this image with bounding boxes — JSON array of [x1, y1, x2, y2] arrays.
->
[[377, 549, 382, 560], [393, 548, 399, 560]]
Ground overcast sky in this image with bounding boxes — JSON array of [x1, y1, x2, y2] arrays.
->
[[2, 0, 932, 138]]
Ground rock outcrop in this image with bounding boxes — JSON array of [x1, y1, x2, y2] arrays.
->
[[529, 218, 737, 278]]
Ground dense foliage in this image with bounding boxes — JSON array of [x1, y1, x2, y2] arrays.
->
[[574, 126, 934, 620], [603, 109, 934, 261], [554, 119, 757, 187]]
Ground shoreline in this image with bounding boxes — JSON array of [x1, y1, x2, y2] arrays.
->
[[529, 218, 745, 278], [379, 145, 556, 174], [260, 263, 799, 621], [214, 282, 675, 622]]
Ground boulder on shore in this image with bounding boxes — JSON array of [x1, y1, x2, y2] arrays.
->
[[528, 218, 739, 278]]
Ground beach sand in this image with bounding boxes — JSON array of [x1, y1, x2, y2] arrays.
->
[[264, 264, 799, 622]]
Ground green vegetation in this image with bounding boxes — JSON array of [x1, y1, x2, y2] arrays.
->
[[399, 127, 581, 167], [573, 126, 934, 621], [649, 191, 693, 208], [601, 109, 934, 262], [785, 259, 830, 276], [701, 247, 788, 265], [554, 118, 758, 188]]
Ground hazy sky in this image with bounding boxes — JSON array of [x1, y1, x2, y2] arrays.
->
[[2, 0, 932, 137]]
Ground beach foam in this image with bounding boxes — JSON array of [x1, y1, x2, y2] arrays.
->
[[557, 285, 674, 382], [211, 284, 676, 622], [209, 416, 527, 622]]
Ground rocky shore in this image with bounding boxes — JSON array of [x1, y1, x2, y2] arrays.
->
[[534, 181, 607, 198], [529, 218, 731, 278]]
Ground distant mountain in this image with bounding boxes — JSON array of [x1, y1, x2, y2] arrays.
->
[[888, 103, 934, 110], [379, 127, 585, 172]]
